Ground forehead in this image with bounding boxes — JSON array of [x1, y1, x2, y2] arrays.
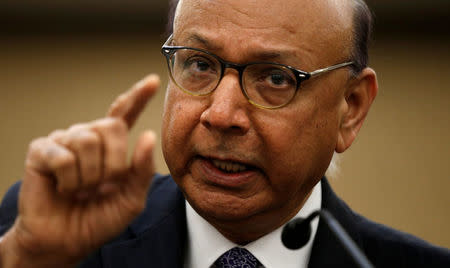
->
[[174, 0, 353, 67]]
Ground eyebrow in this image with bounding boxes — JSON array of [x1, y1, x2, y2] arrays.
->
[[182, 34, 222, 51], [248, 51, 285, 61], [179, 33, 298, 64]]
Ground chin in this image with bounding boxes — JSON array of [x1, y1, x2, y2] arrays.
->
[[186, 189, 262, 222]]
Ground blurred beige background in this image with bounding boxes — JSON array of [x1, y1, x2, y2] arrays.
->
[[1, 0, 449, 248]]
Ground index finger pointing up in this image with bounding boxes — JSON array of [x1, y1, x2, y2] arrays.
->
[[107, 74, 160, 129]]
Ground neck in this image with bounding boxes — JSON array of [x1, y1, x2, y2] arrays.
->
[[208, 191, 313, 245]]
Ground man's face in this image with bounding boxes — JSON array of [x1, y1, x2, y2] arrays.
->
[[162, 0, 354, 242]]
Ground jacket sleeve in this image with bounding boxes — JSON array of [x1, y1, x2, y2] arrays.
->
[[0, 181, 21, 237]]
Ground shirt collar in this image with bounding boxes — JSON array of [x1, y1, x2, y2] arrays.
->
[[185, 180, 322, 268]]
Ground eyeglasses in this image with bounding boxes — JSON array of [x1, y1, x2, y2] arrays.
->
[[161, 35, 353, 109]]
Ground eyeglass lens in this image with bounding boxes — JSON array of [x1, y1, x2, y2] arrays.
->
[[168, 48, 298, 108]]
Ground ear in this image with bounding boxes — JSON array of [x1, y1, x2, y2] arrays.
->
[[336, 67, 378, 153]]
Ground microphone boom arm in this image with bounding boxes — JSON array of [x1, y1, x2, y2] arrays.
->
[[282, 209, 374, 268], [314, 210, 374, 268]]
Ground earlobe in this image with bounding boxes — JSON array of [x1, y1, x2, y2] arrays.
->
[[336, 67, 378, 153]]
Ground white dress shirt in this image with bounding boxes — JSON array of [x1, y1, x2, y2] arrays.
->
[[184, 181, 322, 268]]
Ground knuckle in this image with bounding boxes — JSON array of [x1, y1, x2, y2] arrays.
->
[[48, 129, 65, 139], [67, 123, 86, 133], [49, 150, 76, 171], [26, 138, 55, 165], [106, 117, 128, 134], [91, 117, 128, 136], [75, 131, 100, 152], [26, 137, 56, 171], [28, 137, 47, 154]]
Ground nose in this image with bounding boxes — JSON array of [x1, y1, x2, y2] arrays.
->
[[200, 72, 251, 135]]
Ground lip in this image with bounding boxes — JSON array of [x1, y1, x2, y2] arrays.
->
[[196, 156, 260, 188]]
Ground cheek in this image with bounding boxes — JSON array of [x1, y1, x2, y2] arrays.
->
[[162, 87, 203, 176], [261, 102, 338, 190], [297, 99, 341, 175]]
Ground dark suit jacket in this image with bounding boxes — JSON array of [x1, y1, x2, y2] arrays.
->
[[1, 174, 449, 267]]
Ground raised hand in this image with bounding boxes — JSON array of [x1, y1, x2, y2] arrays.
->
[[0, 75, 160, 268]]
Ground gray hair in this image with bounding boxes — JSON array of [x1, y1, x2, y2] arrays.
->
[[350, 0, 374, 75]]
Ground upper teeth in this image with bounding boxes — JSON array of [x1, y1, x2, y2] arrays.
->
[[212, 159, 248, 173]]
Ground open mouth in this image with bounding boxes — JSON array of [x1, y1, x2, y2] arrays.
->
[[211, 159, 249, 173], [196, 156, 260, 187]]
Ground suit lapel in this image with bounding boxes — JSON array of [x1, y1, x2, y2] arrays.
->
[[308, 178, 363, 268], [100, 175, 187, 268], [100, 211, 186, 268]]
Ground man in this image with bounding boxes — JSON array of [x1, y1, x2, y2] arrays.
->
[[0, 0, 449, 267]]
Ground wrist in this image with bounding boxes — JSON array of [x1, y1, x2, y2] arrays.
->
[[0, 229, 23, 268], [0, 228, 35, 268], [0, 227, 76, 268]]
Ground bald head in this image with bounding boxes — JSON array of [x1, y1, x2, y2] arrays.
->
[[167, 0, 373, 73]]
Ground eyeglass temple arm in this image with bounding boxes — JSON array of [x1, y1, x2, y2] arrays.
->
[[309, 61, 354, 77], [163, 34, 174, 47]]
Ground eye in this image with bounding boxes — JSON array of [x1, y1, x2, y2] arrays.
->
[[260, 68, 296, 88], [184, 57, 215, 73], [268, 73, 288, 86], [197, 61, 209, 71]]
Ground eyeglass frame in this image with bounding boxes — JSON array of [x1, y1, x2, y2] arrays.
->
[[161, 34, 354, 109]]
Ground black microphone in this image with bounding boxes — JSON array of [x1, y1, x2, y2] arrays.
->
[[281, 209, 374, 268]]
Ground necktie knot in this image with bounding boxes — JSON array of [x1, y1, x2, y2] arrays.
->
[[213, 247, 262, 268]]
